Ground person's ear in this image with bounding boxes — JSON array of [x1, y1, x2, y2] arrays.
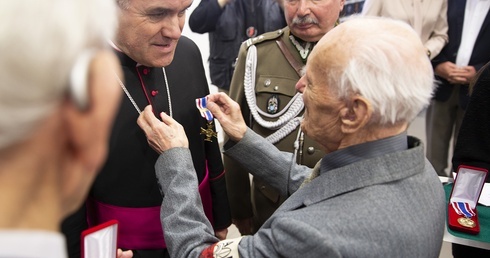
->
[[69, 50, 96, 111], [61, 50, 122, 214], [64, 50, 122, 173], [339, 95, 372, 134]]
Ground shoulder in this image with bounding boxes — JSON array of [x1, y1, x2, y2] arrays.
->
[[175, 36, 202, 57], [177, 36, 198, 50], [243, 28, 286, 49]]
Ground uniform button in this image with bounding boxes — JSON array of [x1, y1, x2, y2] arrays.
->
[[151, 90, 158, 96], [143, 68, 149, 75], [274, 86, 279, 91], [260, 185, 266, 190], [307, 147, 315, 154], [264, 79, 271, 87]]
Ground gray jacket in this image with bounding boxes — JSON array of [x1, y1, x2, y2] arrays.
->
[[156, 129, 445, 257]]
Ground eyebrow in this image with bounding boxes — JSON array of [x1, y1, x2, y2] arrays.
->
[[300, 67, 306, 76]]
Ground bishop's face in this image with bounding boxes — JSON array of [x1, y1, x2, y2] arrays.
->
[[115, 0, 192, 67], [283, 0, 344, 42]]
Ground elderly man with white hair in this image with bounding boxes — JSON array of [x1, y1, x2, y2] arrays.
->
[[0, 0, 132, 257], [138, 16, 445, 257]]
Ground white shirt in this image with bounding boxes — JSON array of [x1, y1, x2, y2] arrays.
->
[[0, 230, 67, 258], [456, 0, 490, 66]]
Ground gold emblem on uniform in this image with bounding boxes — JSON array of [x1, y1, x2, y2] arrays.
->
[[457, 217, 476, 228]]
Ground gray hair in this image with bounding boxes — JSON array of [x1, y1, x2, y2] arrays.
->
[[325, 17, 435, 125], [0, 0, 118, 149]]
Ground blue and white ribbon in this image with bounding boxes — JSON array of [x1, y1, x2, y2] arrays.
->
[[196, 97, 213, 121], [451, 202, 476, 218]]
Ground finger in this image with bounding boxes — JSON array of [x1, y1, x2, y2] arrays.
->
[[206, 101, 223, 119], [159, 111, 175, 126]]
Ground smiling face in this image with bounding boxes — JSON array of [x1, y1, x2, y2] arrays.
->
[[283, 0, 344, 42], [115, 0, 192, 67]]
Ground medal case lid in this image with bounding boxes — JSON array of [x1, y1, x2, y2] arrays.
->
[[448, 165, 488, 235], [81, 219, 118, 258]]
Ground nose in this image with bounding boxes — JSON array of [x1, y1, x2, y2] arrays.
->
[[296, 76, 306, 93], [297, 0, 312, 16], [162, 15, 183, 40]]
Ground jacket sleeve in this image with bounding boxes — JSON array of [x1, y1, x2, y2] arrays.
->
[[157, 148, 219, 258], [224, 129, 311, 196], [225, 43, 255, 220], [425, 0, 448, 59], [188, 0, 224, 33]]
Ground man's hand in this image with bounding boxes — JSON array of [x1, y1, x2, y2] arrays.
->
[[435, 62, 477, 84], [448, 65, 476, 84], [215, 228, 228, 240], [137, 105, 189, 154], [117, 249, 133, 258], [206, 93, 247, 142], [434, 61, 458, 80], [232, 218, 253, 236]]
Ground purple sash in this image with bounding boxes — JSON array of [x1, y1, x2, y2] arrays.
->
[[86, 167, 213, 250]]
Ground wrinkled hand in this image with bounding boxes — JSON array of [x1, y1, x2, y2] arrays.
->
[[215, 228, 228, 240], [232, 218, 253, 236], [117, 249, 133, 258], [448, 65, 476, 84], [435, 62, 477, 84], [137, 105, 189, 154], [206, 93, 247, 142]]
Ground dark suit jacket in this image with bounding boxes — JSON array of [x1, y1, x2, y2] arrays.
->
[[431, 0, 490, 109]]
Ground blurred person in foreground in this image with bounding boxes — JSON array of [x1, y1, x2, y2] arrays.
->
[[62, 0, 232, 257], [0, 0, 131, 257], [225, 0, 345, 235], [138, 16, 446, 257]]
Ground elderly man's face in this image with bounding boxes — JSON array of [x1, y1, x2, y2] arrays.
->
[[283, 0, 344, 42], [115, 0, 192, 67], [295, 58, 345, 153]]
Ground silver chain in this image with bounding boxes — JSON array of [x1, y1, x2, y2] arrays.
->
[[115, 67, 172, 117]]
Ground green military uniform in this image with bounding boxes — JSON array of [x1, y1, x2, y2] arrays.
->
[[226, 27, 325, 233]]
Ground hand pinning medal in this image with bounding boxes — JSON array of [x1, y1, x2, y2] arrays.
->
[[196, 97, 217, 142]]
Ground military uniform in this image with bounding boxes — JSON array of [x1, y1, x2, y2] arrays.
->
[[226, 27, 324, 233]]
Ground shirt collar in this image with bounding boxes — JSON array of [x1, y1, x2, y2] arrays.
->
[[321, 132, 408, 173], [0, 230, 67, 258]]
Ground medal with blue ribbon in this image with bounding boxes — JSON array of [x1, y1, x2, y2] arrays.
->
[[451, 201, 477, 228], [196, 97, 217, 142]]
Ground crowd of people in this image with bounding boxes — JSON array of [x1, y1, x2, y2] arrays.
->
[[1, 0, 489, 257]]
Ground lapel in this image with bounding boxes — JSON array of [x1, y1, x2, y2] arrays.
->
[[476, 4, 490, 42], [279, 137, 426, 211]]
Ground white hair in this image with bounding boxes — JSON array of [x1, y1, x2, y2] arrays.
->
[[0, 0, 118, 149], [326, 17, 435, 125]]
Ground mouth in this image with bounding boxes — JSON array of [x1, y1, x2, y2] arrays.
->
[[152, 42, 173, 52], [294, 23, 314, 30]]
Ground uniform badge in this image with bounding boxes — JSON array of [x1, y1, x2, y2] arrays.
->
[[246, 26, 257, 38], [267, 94, 280, 114]]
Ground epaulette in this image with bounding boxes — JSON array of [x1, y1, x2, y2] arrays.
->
[[244, 28, 285, 49]]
